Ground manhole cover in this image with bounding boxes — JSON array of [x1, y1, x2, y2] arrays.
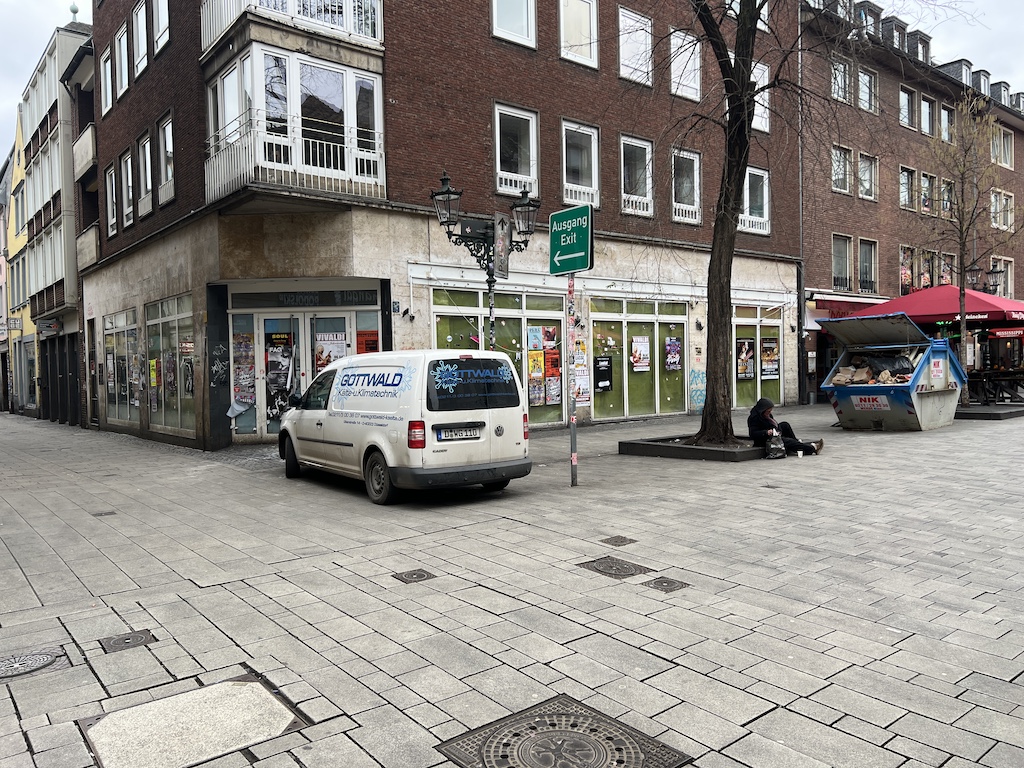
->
[[99, 630, 156, 653], [576, 556, 654, 580], [600, 536, 637, 547], [437, 694, 692, 768], [393, 569, 437, 584], [0, 653, 59, 679], [643, 577, 690, 593]]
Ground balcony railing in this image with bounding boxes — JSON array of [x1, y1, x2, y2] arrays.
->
[[205, 109, 386, 204], [201, 0, 382, 52], [673, 201, 701, 225], [563, 182, 598, 207], [833, 275, 851, 291], [738, 214, 770, 234], [497, 170, 536, 198], [622, 193, 653, 217]]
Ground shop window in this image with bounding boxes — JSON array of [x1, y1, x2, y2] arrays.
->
[[658, 321, 685, 413], [146, 293, 195, 433], [626, 321, 656, 415], [433, 288, 480, 307], [592, 320, 624, 417], [626, 300, 655, 314], [659, 301, 688, 316], [230, 314, 257, 435], [590, 298, 623, 313], [103, 309, 140, 423], [436, 315, 480, 350], [525, 320, 563, 424], [495, 292, 522, 309], [493, 0, 536, 48], [526, 295, 563, 311]]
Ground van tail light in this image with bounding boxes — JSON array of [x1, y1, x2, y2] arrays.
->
[[523, 414, 529, 440], [409, 421, 426, 449]]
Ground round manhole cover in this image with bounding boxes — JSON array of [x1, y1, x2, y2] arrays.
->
[[106, 632, 151, 651], [591, 559, 646, 577], [396, 570, 433, 583], [483, 713, 644, 767], [0, 653, 58, 679]]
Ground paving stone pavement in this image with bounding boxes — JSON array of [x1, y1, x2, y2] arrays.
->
[[1, 405, 1023, 768]]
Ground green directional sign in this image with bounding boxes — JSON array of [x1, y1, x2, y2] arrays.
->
[[549, 204, 593, 275]]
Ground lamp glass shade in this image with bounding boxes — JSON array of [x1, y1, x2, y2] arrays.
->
[[510, 189, 541, 237], [431, 174, 463, 230]]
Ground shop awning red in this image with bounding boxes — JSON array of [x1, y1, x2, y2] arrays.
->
[[846, 285, 1024, 324]]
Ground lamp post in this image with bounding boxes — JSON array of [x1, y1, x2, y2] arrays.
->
[[430, 172, 540, 350]]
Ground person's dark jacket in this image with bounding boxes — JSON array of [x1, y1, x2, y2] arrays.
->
[[747, 398, 776, 447]]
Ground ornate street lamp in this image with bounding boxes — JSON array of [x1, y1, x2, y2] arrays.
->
[[966, 263, 982, 288], [430, 172, 541, 350]]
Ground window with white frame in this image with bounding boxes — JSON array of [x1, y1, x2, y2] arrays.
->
[[858, 68, 877, 112], [115, 25, 129, 96], [101, 48, 113, 113], [832, 235, 852, 291], [105, 166, 117, 236], [991, 189, 1014, 230], [493, 0, 535, 47], [831, 58, 850, 102], [858, 153, 877, 200], [618, 8, 652, 85], [920, 173, 936, 214], [154, 0, 169, 51], [899, 166, 915, 209], [562, 120, 598, 206], [832, 146, 852, 193], [209, 56, 251, 148], [921, 96, 935, 135], [991, 256, 1014, 298], [740, 167, 770, 233], [672, 148, 700, 224], [158, 115, 174, 203], [858, 239, 877, 293], [133, 1, 148, 75], [495, 104, 538, 196], [121, 152, 134, 226], [899, 86, 915, 127], [940, 178, 954, 217], [752, 62, 769, 132], [138, 134, 153, 216], [561, 0, 597, 67], [993, 126, 1013, 168], [620, 136, 653, 216], [940, 105, 954, 143], [670, 30, 700, 101]]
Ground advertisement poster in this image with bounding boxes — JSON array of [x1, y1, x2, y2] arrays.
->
[[573, 339, 591, 406], [232, 332, 256, 405], [315, 332, 347, 374], [594, 356, 613, 392], [664, 337, 682, 371], [542, 326, 558, 348], [760, 337, 780, 380], [265, 332, 294, 421], [736, 337, 755, 380], [528, 349, 544, 406], [356, 330, 378, 354], [630, 336, 650, 372], [107, 353, 116, 393], [528, 326, 543, 351], [544, 348, 561, 405]]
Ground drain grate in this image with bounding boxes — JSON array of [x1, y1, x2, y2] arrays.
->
[[437, 693, 693, 768], [643, 577, 691, 593], [576, 556, 655, 580], [98, 630, 157, 653], [600, 536, 638, 547], [0, 652, 60, 680], [393, 569, 437, 584]]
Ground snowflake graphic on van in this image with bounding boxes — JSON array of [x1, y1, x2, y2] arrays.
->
[[432, 362, 462, 393]]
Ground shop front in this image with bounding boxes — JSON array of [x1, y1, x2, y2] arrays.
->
[[733, 305, 784, 409]]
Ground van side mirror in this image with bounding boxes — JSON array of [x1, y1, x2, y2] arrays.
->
[[288, 393, 303, 408]]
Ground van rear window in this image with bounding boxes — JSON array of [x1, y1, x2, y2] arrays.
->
[[426, 359, 521, 411]]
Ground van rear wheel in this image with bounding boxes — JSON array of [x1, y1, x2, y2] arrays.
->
[[364, 451, 397, 505], [482, 479, 511, 492], [284, 436, 301, 479]]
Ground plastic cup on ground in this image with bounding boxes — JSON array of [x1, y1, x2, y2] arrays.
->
[[796, 450, 803, 457]]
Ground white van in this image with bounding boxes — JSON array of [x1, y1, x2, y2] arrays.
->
[[278, 349, 531, 503]]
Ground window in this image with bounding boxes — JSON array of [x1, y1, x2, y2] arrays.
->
[[103, 310, 140, 424], [899, 86, 915, 127], [990, 256, 1014, 298], [920, 173, 935, 214], [941, 105, 954, 143], [495, 104, 537, 196], [133, 1, 148, 75], [115, 25, 129, 96], [138, 134, 153, 216], [620, 136, 653, 216], [751, 62, 769, 133], [493, 0, 535, 47], [740, 167, 770, 234], [121, 152, 134, 226], [899, 166, 915, 209], [105, 166, 117, 236], [670, 31, 700, 101], [993, 126, 1013, 168], [940, 178, 954, 217], [832, 146, 852, 193], [561, 0, 597, 68], [858, 154, 877, 200], [832, 235, 852, 291], [154, 0, 169, 51], [562, 120, 598, 206], [991, 190, 1014, 230], [146, 294, 196, 432], [831, 58, 850, 102], [921, 96, 935, 135], [672, 149, 700, 224], [618, 8, 652, 85], [858, 240, 877, 293], [858, 68, 876, 112], [100, 48, 113, 113], [158, 115, 174, 203]]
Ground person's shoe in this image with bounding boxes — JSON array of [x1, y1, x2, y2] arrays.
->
[[813, 439, 824, 455]]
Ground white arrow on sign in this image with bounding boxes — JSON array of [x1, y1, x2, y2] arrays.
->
[[553, 251, 586, 266]]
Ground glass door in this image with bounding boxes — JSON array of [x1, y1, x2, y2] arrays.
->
[[311, 315, 350, 376], [259, 316, 301, 436]]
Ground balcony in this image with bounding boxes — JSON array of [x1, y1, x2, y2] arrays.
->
[[72, 124, 96, 181], [76, 222, 100, 271], [201, 0, 382, 53], [205, 110, 386, 204], [738, 214, 770, 234], [563, 182, 598, 207], [673, 201, 701, 225], [622, 194, 653, 217]]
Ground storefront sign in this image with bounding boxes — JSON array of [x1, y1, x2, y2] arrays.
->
[[852, 395, 891, 411]]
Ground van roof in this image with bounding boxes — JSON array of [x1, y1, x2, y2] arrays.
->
[[321, 349, 514, 373]]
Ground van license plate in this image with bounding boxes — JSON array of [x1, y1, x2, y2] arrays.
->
[[438, 427, 480, 441]]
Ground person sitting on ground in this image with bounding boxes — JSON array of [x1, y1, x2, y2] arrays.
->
[[747, 398, 823, 455]]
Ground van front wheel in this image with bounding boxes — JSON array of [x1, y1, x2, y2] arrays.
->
[[364, 452, 397, 505]]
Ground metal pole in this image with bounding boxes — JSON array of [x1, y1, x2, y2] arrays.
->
[[486, 255, 496, 352], [568, 273, 578, 486]]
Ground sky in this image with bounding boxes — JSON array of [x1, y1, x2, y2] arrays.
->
[[0, 0, 1022, 166]]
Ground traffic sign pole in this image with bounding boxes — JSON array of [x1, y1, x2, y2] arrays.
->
[[568, 273, 578, 487]]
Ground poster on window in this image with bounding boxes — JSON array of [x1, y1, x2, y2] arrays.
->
[[572, 340, 591, 406], [315, 332, 347, 374], [528, 349, 544, 406], [664, 337, 682, 371], [356, 330, 378, 354], [542, 326, 558, 349], [736, 337, 755, 379], [265, 332, 294, 421], [760, 337, 780, 380], [528, 326, 544, 351], [594, 356, 613, 393], [233, 331, 256, 405], [630, 336, 651, 372], [544, 348, 561, 405]]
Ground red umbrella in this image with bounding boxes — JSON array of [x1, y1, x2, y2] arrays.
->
[[847, 284, 1024, 324]]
